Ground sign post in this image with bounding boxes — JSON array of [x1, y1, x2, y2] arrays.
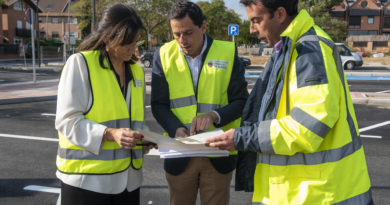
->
[[228, 24, 239, 43], [26, 8, 36, 83]]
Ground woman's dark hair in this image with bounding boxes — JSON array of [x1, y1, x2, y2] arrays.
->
[[167, 0, 206, 28], [78, 3, 144, 68], [240, 0, 298, 18]]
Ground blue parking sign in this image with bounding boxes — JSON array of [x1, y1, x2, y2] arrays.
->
[[228, 25, 239, 36]]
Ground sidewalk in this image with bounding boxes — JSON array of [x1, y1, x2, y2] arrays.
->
[[0, 65, 389, 106], [0, 79, 58, 105]]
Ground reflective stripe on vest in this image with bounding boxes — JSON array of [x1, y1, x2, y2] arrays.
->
[[257, 35, 361, 166], [160, 39, 240, 155], [56, 50, 145, 174], [254, 29, 371, 204]]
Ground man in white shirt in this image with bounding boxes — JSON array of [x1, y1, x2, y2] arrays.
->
[[151, 1, 248, 204]]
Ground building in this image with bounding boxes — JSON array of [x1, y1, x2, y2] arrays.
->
[[331, 0, 390, 53], [0, 0, 42, 58], [38, 0, 81, 47]]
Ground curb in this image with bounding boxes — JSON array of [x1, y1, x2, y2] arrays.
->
[[351, 92, 390, 107], [0, 66, 62, 72], [0, 95, 57, 105], [352, 98, 390, 107]]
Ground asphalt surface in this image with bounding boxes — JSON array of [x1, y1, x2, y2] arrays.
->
[[0, 63, 390, 204]]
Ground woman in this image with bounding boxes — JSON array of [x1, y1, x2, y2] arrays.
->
[[55, 3, 146, 205]]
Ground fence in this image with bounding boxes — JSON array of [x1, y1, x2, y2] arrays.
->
[[0, 44, 19, 55], [237, 47, 273, 56]]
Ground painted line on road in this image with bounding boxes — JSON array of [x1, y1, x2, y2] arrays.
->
[[145, 105, 151, 109], [244, 75, 390, 80], [377, 90, 390, 93], [359, 121, 390, 132], [41, 113, 56, 116], [360, 135, 382, 139], [24, 185, 60, 194], [347, 76, 390, 80], [0, 133, 58, 142]]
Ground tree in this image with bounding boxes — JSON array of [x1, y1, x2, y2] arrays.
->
[[237, 20, 259, 46], [299, 0, 347, 42], [197, 0, 241, 41], [127, 0, 174, 50], [71, 0, 119, 38], [72, 0, 173, 49]]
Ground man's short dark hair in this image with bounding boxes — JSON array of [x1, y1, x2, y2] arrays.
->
[[240, 0, 298, 17], [168, 0, 206, 27]]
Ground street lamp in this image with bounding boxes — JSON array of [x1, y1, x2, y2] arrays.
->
[[36, 0, 40, 67]]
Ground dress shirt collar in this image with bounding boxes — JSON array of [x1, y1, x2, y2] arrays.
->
[[179, 34, 208, 59]]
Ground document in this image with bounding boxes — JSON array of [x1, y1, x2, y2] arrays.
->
[[139, 129, 229, 158]]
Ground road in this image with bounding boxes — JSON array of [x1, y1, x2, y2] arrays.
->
[[0, 68, 389, 204]]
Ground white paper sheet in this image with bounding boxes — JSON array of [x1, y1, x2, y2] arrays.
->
[[139, 129, 229, 158]]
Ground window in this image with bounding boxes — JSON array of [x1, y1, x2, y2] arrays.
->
[[72, 32, 79, 38], [336, 45, 352, 56], [361, 1, 368, 8], [384, 17, 390, 28], [39, 17, 43, 23], [52, 18, 59, 24], [14, 0, 26, 11], [367, 16, 374, 24], [70, 18, 78, 24], [26, 22, 31, 29], [348, 30, 378, 35], [349, 16, 361, 28], [17, 20, 22, 29], [13, 38, 23, 45], [353, 42, 368, 47], [373, 41, 388, 48], [52, 32, 59, 38]]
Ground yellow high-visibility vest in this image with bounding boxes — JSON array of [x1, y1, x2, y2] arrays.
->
[[57, 50, 145, 174], [252, 10, 372, 204], [159, 39, 240, 155]]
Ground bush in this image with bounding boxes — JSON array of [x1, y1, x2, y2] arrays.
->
[[39, 39, 63, 47]]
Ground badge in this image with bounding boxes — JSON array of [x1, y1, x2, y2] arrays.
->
[[207, 60, 228, 70], [133, 79, 143, 88]]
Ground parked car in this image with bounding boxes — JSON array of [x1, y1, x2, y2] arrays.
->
[[335, 43, 363, 70], [239, 56, 251, 68], [140, 50, 154, 68]]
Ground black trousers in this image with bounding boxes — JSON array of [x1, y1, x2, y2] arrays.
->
[[61, 182, 140, 205]]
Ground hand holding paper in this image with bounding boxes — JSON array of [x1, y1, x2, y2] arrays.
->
[[189, 112, 219, 135], [205, 128, 236, 152], [139, 129, 230, 158]]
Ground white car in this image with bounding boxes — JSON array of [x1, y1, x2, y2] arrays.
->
[[335, 43, 363, 70]]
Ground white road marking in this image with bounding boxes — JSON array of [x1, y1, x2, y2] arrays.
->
[[360, 135, 382, 139], [0, 133, 58, 142], [148, 201, 153, 204], [377, 90, 390, 93], [359, 121, 390, 132], [145, 105, 151, 109], [24, 185, 60, 194], [41, 113, 56, 116]]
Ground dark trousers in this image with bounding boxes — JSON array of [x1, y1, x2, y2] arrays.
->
[[61, 182, 140, 205]]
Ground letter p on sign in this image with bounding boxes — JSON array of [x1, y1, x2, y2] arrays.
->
[[228, 25, 239, 36]]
